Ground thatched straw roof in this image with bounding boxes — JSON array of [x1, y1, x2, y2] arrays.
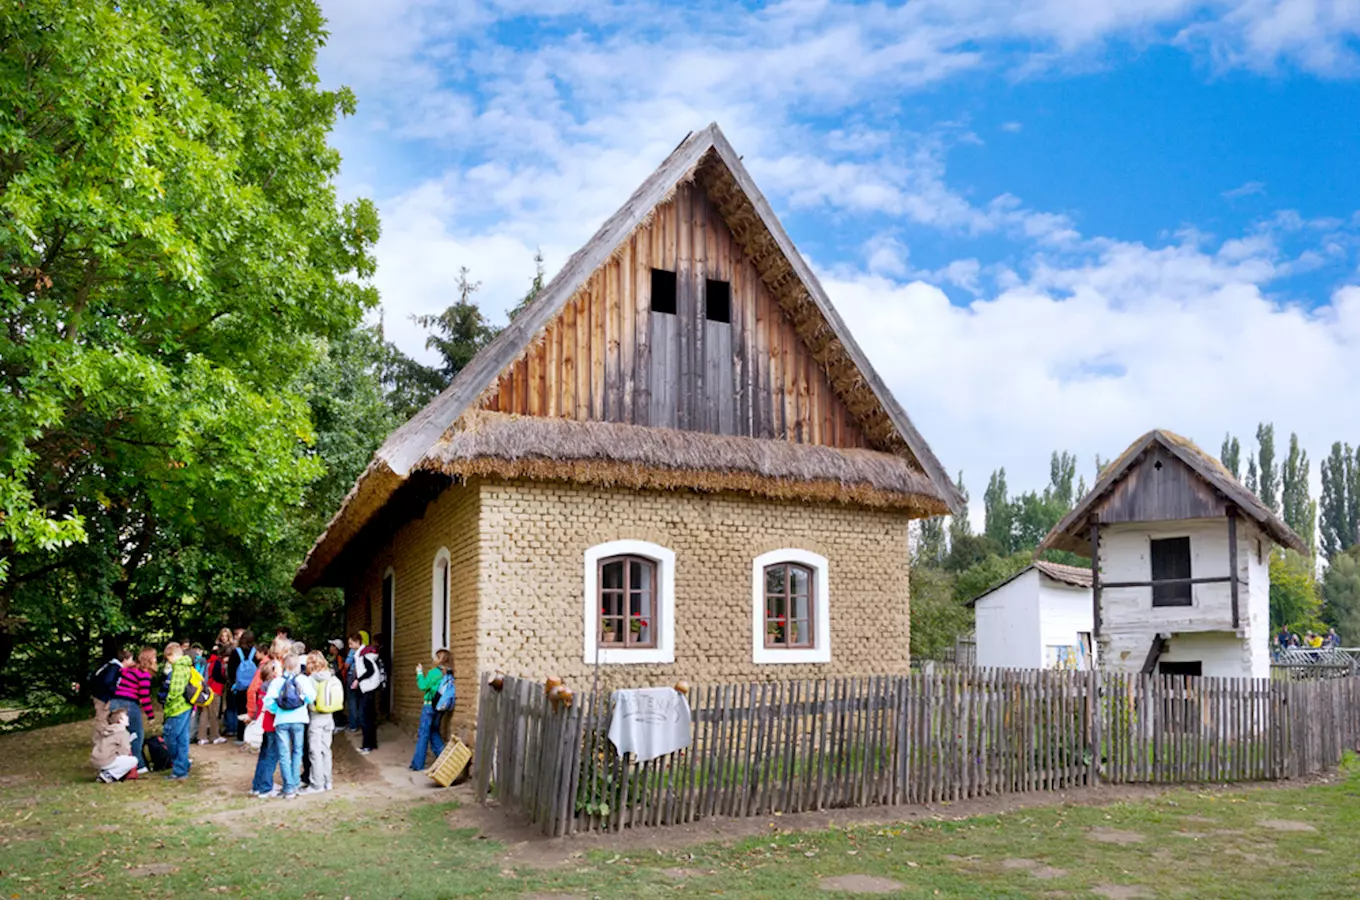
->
[[1039, 429, 1308, 555], [293, 123, 960, 591], [417, 412, 949, 513]]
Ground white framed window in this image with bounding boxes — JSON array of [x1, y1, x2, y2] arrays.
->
[[582, 540, 675, 665], [431, 548, 451, 654], [752, 549, 830, 665]]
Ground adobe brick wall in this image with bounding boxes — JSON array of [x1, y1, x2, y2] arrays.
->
[[347, 481, 481, 737], [476, 479, 912, 692], [341, 477, 912, 744]]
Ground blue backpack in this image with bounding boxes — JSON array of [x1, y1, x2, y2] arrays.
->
[[435, 673, 457, 712], [233, 647, 257, 692], [276, 674, 306, 711]]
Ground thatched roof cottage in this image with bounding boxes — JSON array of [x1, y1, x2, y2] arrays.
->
[[295, 124, 961, 736]]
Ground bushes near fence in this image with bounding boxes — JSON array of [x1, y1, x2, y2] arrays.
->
[[473, 669, 1360, 837]]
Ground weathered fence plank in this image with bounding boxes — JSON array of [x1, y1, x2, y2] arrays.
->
[[473, 670, 1360, 835]]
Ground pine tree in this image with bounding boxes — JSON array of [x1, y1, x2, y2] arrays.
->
[[1246, 457, 1259, 496], [1220, 434, 1241, 479], [1256, 423, 1279, 512], [507, 249, 546, 322], [412, 267, 498, 383]]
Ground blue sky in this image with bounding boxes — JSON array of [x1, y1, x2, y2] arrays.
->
[[316, 0, 1360, 519]]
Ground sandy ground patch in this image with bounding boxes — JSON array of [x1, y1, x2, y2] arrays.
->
[[819, 874, 906, 893]]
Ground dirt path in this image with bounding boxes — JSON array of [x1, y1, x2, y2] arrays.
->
[[193, 722, 463, 808]]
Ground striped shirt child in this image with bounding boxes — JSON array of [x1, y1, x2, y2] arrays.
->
[[113, 667, 155, 720]]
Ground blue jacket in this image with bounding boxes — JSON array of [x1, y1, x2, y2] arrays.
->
[[264, 672, 317, 726]]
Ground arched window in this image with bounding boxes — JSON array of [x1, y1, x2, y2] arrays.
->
[[583, 540, 676, 665], [431, 549, 450, 654], [763, 562, 814, 649], [752, 549, 830, 665], [598, 556, 657, 649]]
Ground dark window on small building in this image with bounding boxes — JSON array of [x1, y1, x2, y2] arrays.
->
[[598, 555, 657, 649], [705, 278, 731, 323], [650, 268, 677, 315], [1159, 660, 1201, 677], [1150, 536, 1192, 607]]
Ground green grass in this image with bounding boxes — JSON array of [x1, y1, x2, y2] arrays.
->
[[2, 721, 1358, 898]]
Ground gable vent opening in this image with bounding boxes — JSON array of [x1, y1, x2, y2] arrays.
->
[[705, 279, 731, 323], [650, 268, 677, 315]]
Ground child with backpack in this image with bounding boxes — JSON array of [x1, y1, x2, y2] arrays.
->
[[410, 649, 454, 771], [350, 633, 384, 754], [91, 707, 139, 783], [303, 650, 343, 793], [109, 647, 157, 774], [264, 654, 316, 800], [226, 631, 258, 742], [161, 642, 204, 780], [86, 648, 132, 735], [248, 660, 281, 798], [197, 641, 229, 745]]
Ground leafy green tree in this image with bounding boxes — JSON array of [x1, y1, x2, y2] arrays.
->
[[1255, 423, 1279, 512], [953, 552, 1032, 605], [1280, 432, 1316, 556], [1049, 451, 1078, 508], [1322, 546, 1360, 644], [983, 469, 1013, 553], [915, 518, 946, 569], [1269, 550, 1321, 630], [908, 565, 969, 661], [1220, 434, 1241, 479], [413, 267, 498, 383], [943, 534, 1004, 574], [1246, 457, 1259, 496], [1320, 442, 1358, 560], [0, 0, 377, 688], [948, 471, 971, 547]]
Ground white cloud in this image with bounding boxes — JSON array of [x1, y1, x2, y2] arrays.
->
[[1223, 180, 1267, 199], [826, 233, 1360, 521], [313, 0, 1360, 514]]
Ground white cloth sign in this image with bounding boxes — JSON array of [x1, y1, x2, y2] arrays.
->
[[607, 687, 691, 762]]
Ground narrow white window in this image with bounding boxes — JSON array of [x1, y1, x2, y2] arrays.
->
[[583, 540, 675, 665], [752, 549, 830, 665], [431, 549, 451, 654]]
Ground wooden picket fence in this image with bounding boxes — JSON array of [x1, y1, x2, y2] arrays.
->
[[472, 670, 1360, 837]]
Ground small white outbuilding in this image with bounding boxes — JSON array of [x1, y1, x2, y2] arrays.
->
[[1038, 429, 1309, 680], [971, 561, 1095, 670]]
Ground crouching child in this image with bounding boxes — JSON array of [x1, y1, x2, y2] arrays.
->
[[91, 708, 139, 783]]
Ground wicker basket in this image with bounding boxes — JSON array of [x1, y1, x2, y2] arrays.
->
[[427, 738, 472, 787]]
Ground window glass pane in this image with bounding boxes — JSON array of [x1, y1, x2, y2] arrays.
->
[[765, 565, 786, 595], [789, 619, 809, 646], [602, 560, 624, 590], [792, 592, 809, 622], [790, 566, 810, 598], [631, 614, 652, 646]]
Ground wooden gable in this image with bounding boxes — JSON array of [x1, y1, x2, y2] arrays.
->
[[480, 181, 867, 448], [1093, 444, 1229, 526]]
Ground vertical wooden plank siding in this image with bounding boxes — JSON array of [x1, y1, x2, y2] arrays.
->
[[476, 183, 865, 448]]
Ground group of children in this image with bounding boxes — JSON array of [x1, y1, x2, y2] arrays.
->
[[80, 626, 454, 797]]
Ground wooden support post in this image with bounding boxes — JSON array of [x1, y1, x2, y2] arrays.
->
[[1227, 506, 1241, 631], [1090, 520, 1102, 641]]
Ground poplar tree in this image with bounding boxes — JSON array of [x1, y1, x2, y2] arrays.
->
[[1320, 443, 1359, 559], [1220, 434, 1241, 479], [1256, 423, 1279, 512], [1281, 433, 1316, 555]]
